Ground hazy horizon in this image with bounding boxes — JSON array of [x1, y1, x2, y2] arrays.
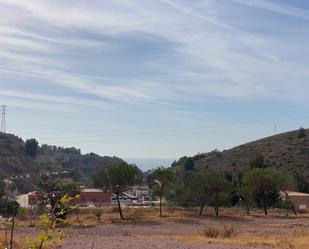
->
[[125, 157, 175, 171]]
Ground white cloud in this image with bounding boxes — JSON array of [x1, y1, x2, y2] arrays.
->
[[0, 89, 110, 108], [0, 0, 308, 109]]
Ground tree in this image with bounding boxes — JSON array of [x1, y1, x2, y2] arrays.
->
[[294, 173, 309, 193], [26, 195, 73, 249], [184, 157, 195, 171], [242, 168, 280, 215], [37, 177, 80, 221], [207, 170, 229, 216], [224, 172, 241, 207], [171, 181, 192, 207], [148, 167, 175, 217], [0, 199, 19, 218], [0, 174, 5, 199], [59, 182, 81, 197], [0, 198, 19, 249], [298, 127, 306, 139], [25, 138, 39, 157], [249, 155, 267, 169], [278, 173, 297, 215], [93, 162, 139, 219], [186, 170, 209, 215], [238, 183, 254, 215]]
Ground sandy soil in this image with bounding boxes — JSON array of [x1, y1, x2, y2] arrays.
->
[[57, 215, 309, 249]]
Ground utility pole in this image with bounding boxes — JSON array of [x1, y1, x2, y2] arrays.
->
[[140, 177, 143, 217], [1, 105, 7, 133]]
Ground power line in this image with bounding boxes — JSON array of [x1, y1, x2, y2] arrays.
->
[[1, 105, 7, 133]]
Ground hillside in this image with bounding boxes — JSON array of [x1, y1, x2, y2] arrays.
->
[[0, 132, 123, 192], [173, 128, 309, 190]]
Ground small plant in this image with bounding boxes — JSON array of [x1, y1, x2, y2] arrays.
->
[[222, 225, 236, 238], [0, 217, 11, 248], [26, 194, 77, 249], [17, 207, 27, 220], [0, 198, 19, 249], [27, 207, 36, 227], [290, 227, 305, 237], [111, 206, 119, 213], [94, 209, 103, 222], [26, 213, 65, 249], [204, 225, 220, 238]]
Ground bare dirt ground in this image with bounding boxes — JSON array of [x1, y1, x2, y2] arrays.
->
[[10, 208, 309, 249], [59, 213, 309, 249]]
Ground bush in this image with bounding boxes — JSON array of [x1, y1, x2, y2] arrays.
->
[[0, 198, 19, 217], [25, 138, 39, 157], [17, 207, 27, 220], [204, 225, 220, 238], [298, 127, 306, 139], [94, 208, 103, 221], [222, 225, 236, 238], [112, 206, 119, 213]]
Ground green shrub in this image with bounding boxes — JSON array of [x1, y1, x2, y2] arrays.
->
[[204, 225, 220, 238], [112, 206, 119, 213], [222, 225, 235, 238], [17, 207, 27, 220], [0, 198, 19, 217], [93, 209, 103, 221]]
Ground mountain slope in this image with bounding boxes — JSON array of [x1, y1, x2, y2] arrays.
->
[[173, 128, 309, 186], [0, 132, 123, 191]]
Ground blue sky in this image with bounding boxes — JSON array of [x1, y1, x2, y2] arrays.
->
[[1, 0, 309, 160]]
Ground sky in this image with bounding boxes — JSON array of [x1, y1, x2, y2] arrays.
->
[[1, 0, 309, 162]]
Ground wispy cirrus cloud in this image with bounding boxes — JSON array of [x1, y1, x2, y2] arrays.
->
[[231, 0, 309, 21], [0, 0, 309, 157], [0, 0, 308, 109]]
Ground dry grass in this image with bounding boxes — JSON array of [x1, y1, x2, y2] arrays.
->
[[0, 229, 66, 249], [150, 231, 309, 249], [0, 233, 29, 249], [3, 207, 309, 248]]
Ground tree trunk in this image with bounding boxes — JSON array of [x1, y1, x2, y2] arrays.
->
[[199, 190, 207, 215], [140, 182, 143, 218], [38, 239, 45, 249], [199, 202, 205, 215], [75, 207, 82, 227], [246, 204, 250, 215], [9, 215, 15, 249], [117, 194, 124, 219], [159, 188, 163, 217], [5, 224, 8, 248], [284, 190, 297, 216], [264, 205, 268, 215], [215, 192, 219, 216], [215, 206, 219, 216]]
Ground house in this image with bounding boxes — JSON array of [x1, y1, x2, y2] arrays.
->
[[17, 188, 113, 208], [16, 191, 38, 208], [80, 188, 112, 206], [285, 191, 309, 211]]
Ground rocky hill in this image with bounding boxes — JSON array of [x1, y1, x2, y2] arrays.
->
[[173, 128, 309, 191], [0, 132, 123, 192]]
